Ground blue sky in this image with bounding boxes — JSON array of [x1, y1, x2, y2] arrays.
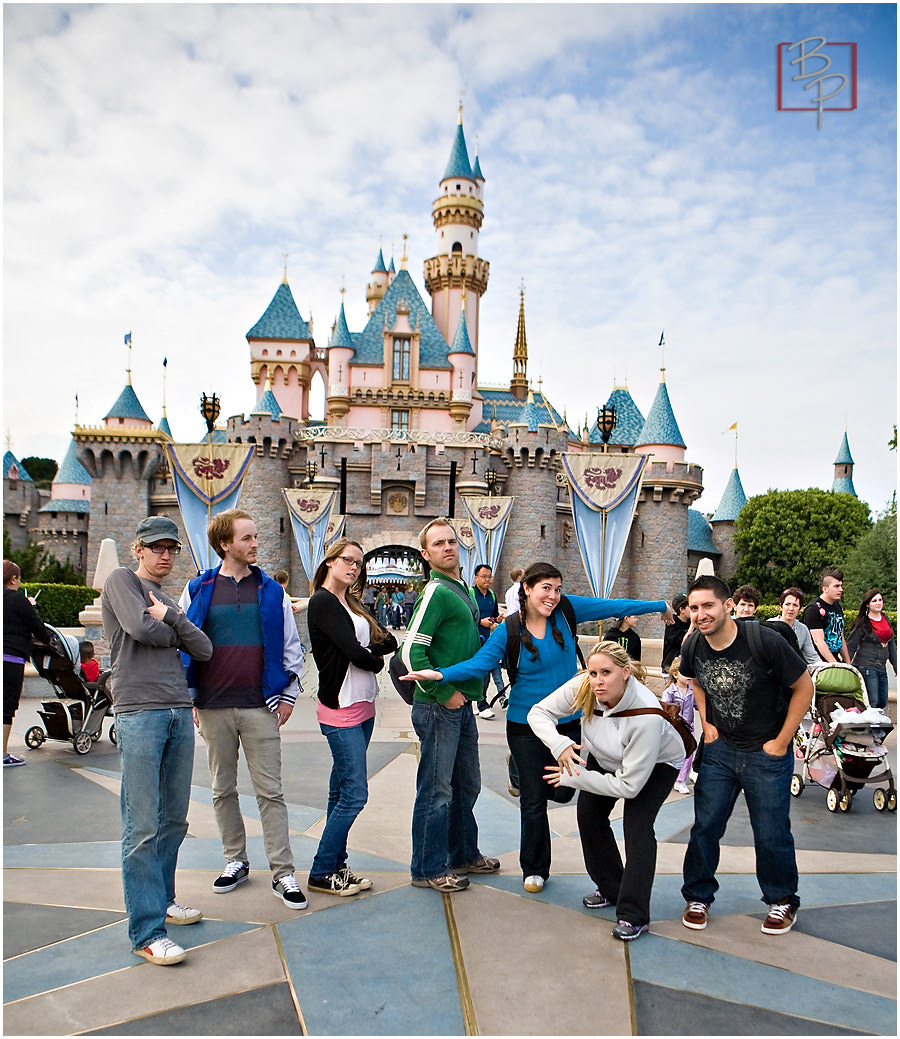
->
[[4, 3, 897, 517]]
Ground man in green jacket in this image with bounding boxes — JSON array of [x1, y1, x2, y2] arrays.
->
[[401, 518, 500, 892]]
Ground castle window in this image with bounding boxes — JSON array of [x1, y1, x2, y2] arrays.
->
[[392, 337, 410, 381], [391, 410, 409, 433], [452, 242, 462, 254], [456, 183, 461, 190]]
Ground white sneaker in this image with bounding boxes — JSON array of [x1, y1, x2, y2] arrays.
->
[[478, 708, 495, 720], [472, 706, 481, 716], [674, 781, 691, 795], [524, 875, 544, 893], [133, 936, 186, 965], [166, 902, 203, 925]]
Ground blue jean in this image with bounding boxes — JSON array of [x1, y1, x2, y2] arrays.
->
[[410, 701, 483, 880], [859, 667, 889, 710], [116, 708, 195, 949], [310, 717, 374, 875], [478, 665, 506, 712], [682, 736, 799, 908]]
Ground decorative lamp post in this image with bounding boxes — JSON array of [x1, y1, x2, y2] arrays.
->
[[597, 404, 618, 452], [305, 460, 318, 486], [484, 466, 498, 496], [200, 393, 221, 438]]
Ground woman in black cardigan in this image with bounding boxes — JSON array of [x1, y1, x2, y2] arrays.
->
[[306, 539, 396, 896], [4, 559, 51, 767]]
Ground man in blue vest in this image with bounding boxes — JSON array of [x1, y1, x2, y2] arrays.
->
[[180, 509, 307, 909]]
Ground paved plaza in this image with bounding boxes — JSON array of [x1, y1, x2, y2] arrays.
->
[[3, 660, 897, 1036]]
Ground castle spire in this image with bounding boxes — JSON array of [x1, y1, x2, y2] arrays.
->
[[510, 283, 529, 400]]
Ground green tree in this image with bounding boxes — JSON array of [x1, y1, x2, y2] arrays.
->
[[19, 456, 58, 489], [732, 489, 872, 600], [843, 509, 897, 610], [2, 529, 84, 585]]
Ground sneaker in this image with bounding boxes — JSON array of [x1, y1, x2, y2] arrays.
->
[[213, 859, 249, 893], [674, 781, 691, 794], [133, 936, 186, 965], [761, 901, 798, 935], [583, 889, 612, 910], [340, 864, 373, 891], [272, 874, 308, 909], [612, 920, 649, 941], [506, 752, 520, 798], [682, 901, 709, 930], [478, 708, 496, 720], [459, 855, 500, 875], [165, 902, 203, 925], [308, 871, 360, 897], [524, 875, 545, 892], [410, 872, 470, 892], [472, 706, 481, 717], [3, 754, 26, 767]]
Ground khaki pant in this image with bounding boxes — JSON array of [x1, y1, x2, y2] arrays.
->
[[197, 706, 294, 880]]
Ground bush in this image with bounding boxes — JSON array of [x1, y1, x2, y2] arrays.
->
[[19, 583, 99, 627]]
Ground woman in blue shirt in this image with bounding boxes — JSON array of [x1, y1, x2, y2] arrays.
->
[[403, 561, 672, 893]]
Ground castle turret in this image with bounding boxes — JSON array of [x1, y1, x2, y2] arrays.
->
[[447, 297, 476, 426], [510, 288, 528, 400], [635, 368, 686, 462], [592, 384, 645, 450], [710, 466, 748, 580], [326, 298, 355, 424], [36, 439, 92, 573], [366, 249, 390, 316], [246, 276, 312, 420], [424, 107, 489, 358], [831, 431, 857, 496]]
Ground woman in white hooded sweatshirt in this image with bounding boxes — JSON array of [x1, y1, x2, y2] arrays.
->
[[528, 641, 684, 941]]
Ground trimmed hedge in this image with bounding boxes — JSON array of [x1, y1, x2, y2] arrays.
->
[[18, 583, 99, 628], [756, 604, 896, 628]]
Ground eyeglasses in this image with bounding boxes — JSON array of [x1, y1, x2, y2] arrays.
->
[[336, 555, 363, 570], [143, 543, 182, 555]]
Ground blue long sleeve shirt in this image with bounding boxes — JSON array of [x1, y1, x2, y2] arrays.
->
[[439, 595, 666, 724]]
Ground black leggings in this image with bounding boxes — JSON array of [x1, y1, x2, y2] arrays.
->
[[4, 661, 25, 726]]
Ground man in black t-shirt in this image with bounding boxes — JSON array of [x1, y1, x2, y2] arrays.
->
[[679, 576, 812, 936], [802, 566, 850, 663]]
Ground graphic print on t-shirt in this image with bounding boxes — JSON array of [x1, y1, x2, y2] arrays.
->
[[695, 656, 751, 727]]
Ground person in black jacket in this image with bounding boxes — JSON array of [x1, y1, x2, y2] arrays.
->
[[3, 560, 51, 766], [662, 595, 691, 670], [306, 539, 397, 896], [604, 616, 642, 661]]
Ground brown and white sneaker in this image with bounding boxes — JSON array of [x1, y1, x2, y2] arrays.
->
[[761, 901, 798, 934], [682, 901, 710, 930], [411, 872, 470, 892], [458, 855, 500, 874]]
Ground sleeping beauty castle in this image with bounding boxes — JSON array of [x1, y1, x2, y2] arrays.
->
[[5, 111, 859, 611]]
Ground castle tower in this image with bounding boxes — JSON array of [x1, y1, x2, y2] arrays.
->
[[424, 106, 489, 358], [510, 288, 528, 400], [246, 275, 314, 421], [36, 439, 92, 573], [710, 466, 748, 581], [592, 384, 645, 451], [447, 292, 476, 425], [366, 249, 390, 316], [326, 297, 355, 424], [831, 431, 857, 496]]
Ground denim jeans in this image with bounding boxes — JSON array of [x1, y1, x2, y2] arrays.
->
[[682, 736, 799, 908], [578, 755, 677, 926], [506, 718, 579, 879], [859, 667, 889, 710], [410, 701, 483, 880], [478, 665, 506, 712], [310, 717, 374, 875], [197, 706, 294, 880], [116, 708, 194, 949]]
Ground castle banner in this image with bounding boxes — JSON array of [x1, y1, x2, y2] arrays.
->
[[165, 443, 255, 572], [562, 454, 648, 597], [325, 513, 346, 547], [452, 515, 478, 586], [461, 495, 515, 577], [283, 488, 338, 585]]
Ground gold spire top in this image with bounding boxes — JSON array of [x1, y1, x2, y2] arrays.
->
[[401, 233, 408, 270], [458, 99, 463, 125], [283, 250, 288, 285]]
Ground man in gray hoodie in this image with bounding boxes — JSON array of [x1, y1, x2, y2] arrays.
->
[[101, 516, 213, 966]]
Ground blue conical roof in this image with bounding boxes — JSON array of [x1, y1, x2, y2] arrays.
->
[[635, 376, 685, 449], [712, 467, 747, 522], [157, 413, 173, 439], [3, 451, 32, 481], [591, 386, 645, 446], [372, 249, 388, 274], [55, 440, 92, 486], [353, 269, 450, 369], [251, 386, 283, 420], [834, 431, 854, 465], [688, 509, 721, 554], [103, 382, 151, 423], [328, 302, 354, 350], [509, 390, 558, 433], [443, 122, 473, 180], [448, 310, 474, 356], [247, 281, 312, 340], [832, 476, 857, 496], [473, 153, 484, 180], [388, 257, 396, 273]]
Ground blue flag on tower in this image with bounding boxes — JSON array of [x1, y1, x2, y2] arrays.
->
[[124, 332, 132, 346]]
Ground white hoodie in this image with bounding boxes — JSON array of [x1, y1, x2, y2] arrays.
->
[[528, 674, 685, 800]]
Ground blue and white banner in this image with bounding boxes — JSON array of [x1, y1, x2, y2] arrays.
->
[[452, 516, 478, 586], [283, 488, 338, 585], [324, 513, 346, 548], [562, 454, 648, 597], [461, 495, 515, 576], [165, 443, 255, 572]]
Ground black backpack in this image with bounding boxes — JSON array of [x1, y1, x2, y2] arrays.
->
[[679, 617, 796, 692], [503, 594, 585, 688]]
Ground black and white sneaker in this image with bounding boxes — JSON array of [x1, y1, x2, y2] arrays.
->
[[340, 864, 373, 891], [213, 859, 249, 893], [308, 871, 361, 897], [273, 873, 308, 909]]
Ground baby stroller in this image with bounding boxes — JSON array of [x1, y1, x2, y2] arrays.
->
[[24, 625, 115, 756], [791, 662, 895, 813]]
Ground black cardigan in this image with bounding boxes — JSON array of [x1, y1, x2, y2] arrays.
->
[[307, 588, 398, 709], [3, 587, 51, 659]]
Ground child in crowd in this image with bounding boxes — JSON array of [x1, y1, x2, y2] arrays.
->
[[661, 657, 695, 794], [273, 569, 303, 614], [79, 641, 100, 683]]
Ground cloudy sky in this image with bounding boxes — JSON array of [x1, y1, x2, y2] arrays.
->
[[4, 3, 896, 516]]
